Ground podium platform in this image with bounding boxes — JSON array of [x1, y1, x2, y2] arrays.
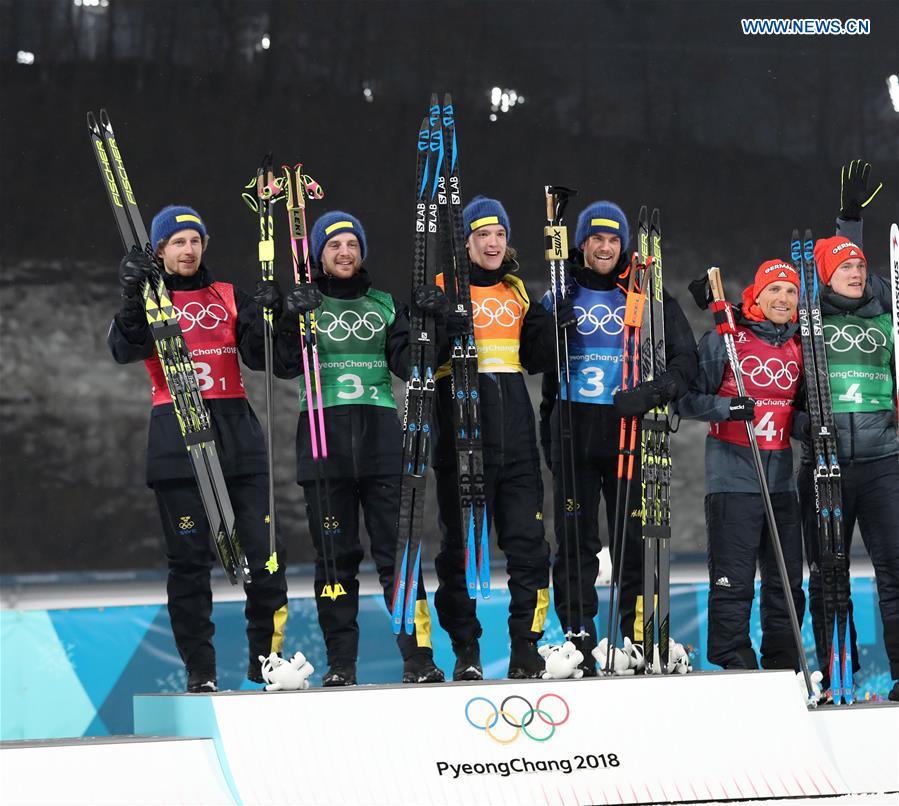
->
[[121, 670, 895, 805], [3, 671, 896, 805]]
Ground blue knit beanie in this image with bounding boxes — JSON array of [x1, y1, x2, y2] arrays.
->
[[463, 196, 511, 243], [151, 205, 207, 247], [311, 211, 367, 266], [574, 201, 629, 252]]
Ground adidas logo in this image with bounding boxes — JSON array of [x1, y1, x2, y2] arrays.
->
[[715, 576, 731, 588]]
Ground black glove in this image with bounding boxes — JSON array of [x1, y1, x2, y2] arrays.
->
[[555, 297, 577, 330], [727, 396, 755, 421], [119, 246, 154, 295], [791, 411, 810, 443], [613, 378, 678, 417], [840, 159, 882, 220], [253, 279, 283, 319], [445, 311, 469, 340], [688, 274, 712, 310], [413, 283, 450, 316], [284, 283, 323, 317]]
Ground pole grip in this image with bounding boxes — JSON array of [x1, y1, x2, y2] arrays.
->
[[707, 266, 725, 301]]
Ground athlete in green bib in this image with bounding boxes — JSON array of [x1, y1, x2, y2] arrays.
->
[[796, 160, 898, 702], [275, 210, 446, 686]]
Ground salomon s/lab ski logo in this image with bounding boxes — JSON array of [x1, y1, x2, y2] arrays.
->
[[464, 694, 569, 743], [178, 516, 197, 535]]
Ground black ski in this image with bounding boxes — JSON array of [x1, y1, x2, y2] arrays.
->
[[639, 207, 672, 672], [391, 112, 439, 634], [87, 109, 249, 585], [439, 94, 489, 599], [793, 228, 852, 704]]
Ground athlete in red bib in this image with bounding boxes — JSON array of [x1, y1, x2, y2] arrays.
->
[[107, 205, 288, 692], [681, 259, 806, 671]]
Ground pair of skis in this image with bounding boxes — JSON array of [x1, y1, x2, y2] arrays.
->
[[241, 158, 340, 591], [281, 162, 345, 602], [603, 214, 652, 672], [704, 265, 817, 703], [636, 207, 673, 673], [794, 228, 853, 704], [544, 185, 587, 642], [391, 94, 487, 636], [87, 109, 249, 585]]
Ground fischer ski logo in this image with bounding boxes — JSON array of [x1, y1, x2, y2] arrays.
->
[[105, 137, 137, 206], [94, 140, 123, 207]]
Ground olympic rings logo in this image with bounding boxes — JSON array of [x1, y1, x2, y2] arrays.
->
[[472, 298, 523, 329], [464, 693, 569, 744], [823, 323, 887, 354], [574, 303, 625, 336], [738, 356, 800, 390], [316, 310, 386, 342], [176, 302, 229, 332]]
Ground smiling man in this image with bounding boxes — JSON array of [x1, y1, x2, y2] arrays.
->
[[539, 201, 698, 673], [680, 260, 806, 672], [274, 210, 445, 686], [799, 229, 899, 702], [107, 204, 289, 692]]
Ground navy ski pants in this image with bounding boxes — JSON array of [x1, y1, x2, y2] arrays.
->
[[154, 473, 288, 681]]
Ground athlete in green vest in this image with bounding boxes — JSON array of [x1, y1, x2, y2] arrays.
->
[[275, 211, 445, 686], [798, 160, 898, 702]]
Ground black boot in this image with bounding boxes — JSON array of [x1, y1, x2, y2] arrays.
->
[[322, 663, 357, 687], [452, 639, 483, 681], [573, 635, 597, 677], [889, 681, 899, 703], [403, 653, 446, 684], [508, 637, 544, 680], [186, 668, 218, 693]]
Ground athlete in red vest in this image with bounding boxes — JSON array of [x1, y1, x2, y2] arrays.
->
[[107, 205, 288, 692], [680, 260, 806, 671]]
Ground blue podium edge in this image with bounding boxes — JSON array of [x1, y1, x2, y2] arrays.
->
[[133, 694, 241, 805]]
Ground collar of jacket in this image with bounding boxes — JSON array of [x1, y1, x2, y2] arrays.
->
[[469, 261, 516, 287], [735, 304, 798, 344], [163, 264, 213, 291], [317, 267, 372, 299], [820, 282, 875, 316], [569, 254, 629, 292]]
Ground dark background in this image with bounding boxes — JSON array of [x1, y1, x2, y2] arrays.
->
[[2, 0, 897, 575]]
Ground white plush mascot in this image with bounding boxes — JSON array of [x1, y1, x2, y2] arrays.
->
[[539, 642, 584, 680], [646, 639, 693, 674], [259, 651, 315, 692], [593, 637, 643, 675], [798, 669, 824, 707]]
